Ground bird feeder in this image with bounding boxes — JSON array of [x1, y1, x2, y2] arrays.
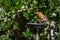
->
[[26, 23, 45, 40]]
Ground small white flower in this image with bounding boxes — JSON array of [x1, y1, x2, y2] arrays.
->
[[51, 13, 56, 17], [54, 32, 58, 35], [8, 18, 11, 21], [51, 29, 54, 36], [4, 17, 7, 22], [51, 37, 55, 40], [33, 0, 36, 3], [25, 5, 28, 8], [12, 10, 15, 13], [50, 21, 55, 27], [12, 15, 15, 18], [18, 10, 22, 12], [21, 6, 25, 9], [0, 7, 3, 12], [33, 0, 37, 3]]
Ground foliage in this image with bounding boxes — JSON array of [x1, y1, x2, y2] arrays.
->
[[22, 30, 32, 40], [0, 0, 60, 40], [0, 34, 11, 40]]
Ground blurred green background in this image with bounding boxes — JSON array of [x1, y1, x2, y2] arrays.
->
[[0, 0, 60, 40]]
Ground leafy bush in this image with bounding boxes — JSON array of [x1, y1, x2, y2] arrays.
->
[[0, 0, 60, 40]]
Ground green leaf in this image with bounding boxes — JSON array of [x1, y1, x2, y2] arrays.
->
[[23, 12, 30, 19], [13, 23, 18, 30]]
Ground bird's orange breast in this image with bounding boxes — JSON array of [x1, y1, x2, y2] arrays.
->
[[36, 12, 44, 20]]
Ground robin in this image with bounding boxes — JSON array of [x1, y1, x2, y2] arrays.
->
[[36, 12, 50, 40], [36, 12, 48, 22]]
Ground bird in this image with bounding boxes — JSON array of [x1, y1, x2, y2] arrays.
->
[[36, 12, 48, 22]]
